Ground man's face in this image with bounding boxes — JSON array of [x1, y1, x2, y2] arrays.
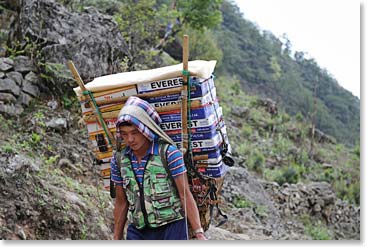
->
[[119, 125, 150, 151]]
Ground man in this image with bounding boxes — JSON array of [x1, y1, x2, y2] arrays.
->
[[111, 96, 207, 240]]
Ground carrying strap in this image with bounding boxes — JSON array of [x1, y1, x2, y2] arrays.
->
[[184, 151, 228, 228], [208, 182, 228, 227], [110, 140, 123, 198], [159, 142, 177, 192]]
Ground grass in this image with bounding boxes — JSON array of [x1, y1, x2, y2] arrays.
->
[[301, 215, 331, 240], [233, 195, 253, 208]]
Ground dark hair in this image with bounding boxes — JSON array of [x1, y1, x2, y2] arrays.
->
[[118, 121, 132, 127]]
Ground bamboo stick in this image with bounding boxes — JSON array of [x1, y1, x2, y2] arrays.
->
[[181, 35, 189, 154], [67, 60, 116, 146]]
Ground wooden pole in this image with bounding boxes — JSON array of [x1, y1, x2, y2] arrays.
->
[[67, 60, 116, 146], [181, 35, 189, 154]]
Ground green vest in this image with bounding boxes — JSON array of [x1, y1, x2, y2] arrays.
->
[[119, 144, 184, 229]]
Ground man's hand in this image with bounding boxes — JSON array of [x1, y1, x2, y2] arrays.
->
[[195, 232, 208, 240]]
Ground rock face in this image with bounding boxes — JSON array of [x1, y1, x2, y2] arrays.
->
[[211, 166, 359, 240], [0, 153, 114, 240], [0, 103, 115, 240], [1, 0, 130, 116], [220, 167, 285, 239], [0, 56, 40, 116], [11, 0, 129, 82], [263, 181, 360, 239]]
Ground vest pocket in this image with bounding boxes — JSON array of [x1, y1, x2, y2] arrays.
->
[[152, 196, 172, 209], [154, 207, 177, 222], [151, 181, 171, 199]]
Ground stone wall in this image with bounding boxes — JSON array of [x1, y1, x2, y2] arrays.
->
[[263, 181, 360, 239], [0, 56, 40, 116]]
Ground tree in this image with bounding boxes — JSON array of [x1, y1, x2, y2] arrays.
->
[[114, 0, 223, 69], [179, 27, 223, 64]]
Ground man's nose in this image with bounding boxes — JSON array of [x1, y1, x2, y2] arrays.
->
[[127, 134, 134, 142]]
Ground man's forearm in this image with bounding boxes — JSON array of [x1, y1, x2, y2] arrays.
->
[[114, 205, 127, 239], [182, 189, 202, 231], [175, 174, 207, 239], [114, 186, 128, 240]]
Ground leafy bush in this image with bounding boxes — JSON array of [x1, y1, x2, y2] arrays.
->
[[295, 112, 304, 121], [247, 149, 265, 174], [233, 196, 253, 208], [334, 179, 360, 205], [254, 204, 268, 218], [304, 220, 331, 240], [274, 166, 298, 185], [354, 144, 360, 157], [1, 143, 15, 154], [31, 132, 42, 145], [265, 162, 304, 186], [273, 134, 293, 155], [241, 125, 253, 138]]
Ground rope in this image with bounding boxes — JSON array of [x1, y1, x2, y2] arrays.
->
[[207, 76, 231, 163], [83, 90, 112, 146]]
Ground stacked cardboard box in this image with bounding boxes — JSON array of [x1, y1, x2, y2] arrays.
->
[[73, 60, 232, 190]]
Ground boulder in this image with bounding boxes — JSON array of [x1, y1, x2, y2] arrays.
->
[[17, 92, 33, 106], [6, 154, 40, 174], [24, 71, 39, 84], [6, 71, 23, 86], [231, 106, 250, 118], [0, 92, 17, 104], [45, 117, 68, 132], [0, 102, 23, 116], [22, 80, 40, 97], [0, 57, 13, 72], [47, 99, 59, 110], [12, 56, 36, 72], [0, 78, 20, 96]]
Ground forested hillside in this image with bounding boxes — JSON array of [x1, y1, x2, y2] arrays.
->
[[192, 1, 360, 146]]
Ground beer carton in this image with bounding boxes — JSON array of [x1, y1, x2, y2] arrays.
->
[[137, 76, 214, 98]]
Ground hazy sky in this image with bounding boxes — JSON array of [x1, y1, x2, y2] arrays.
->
[[232, 0, 360, 98]]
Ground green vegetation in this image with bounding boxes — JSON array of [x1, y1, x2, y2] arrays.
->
[[1, 143, 15, 154], [215, 75, 359, 206], [301, 215, 331, 240], [2, 0, 359, 207], [6, 0, 359, 147], [233, 195, 253, 208], [233, 196, 268, 219], [210, 1, 359, 146], [1, 0, 359, 239], [247, 149, 265, 175]]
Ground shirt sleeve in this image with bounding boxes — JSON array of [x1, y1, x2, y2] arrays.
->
[[166, 145, 187, 178], [110, 154, 123, 186]]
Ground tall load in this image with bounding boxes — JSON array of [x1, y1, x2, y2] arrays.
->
[[71, 59, 233, 232]]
